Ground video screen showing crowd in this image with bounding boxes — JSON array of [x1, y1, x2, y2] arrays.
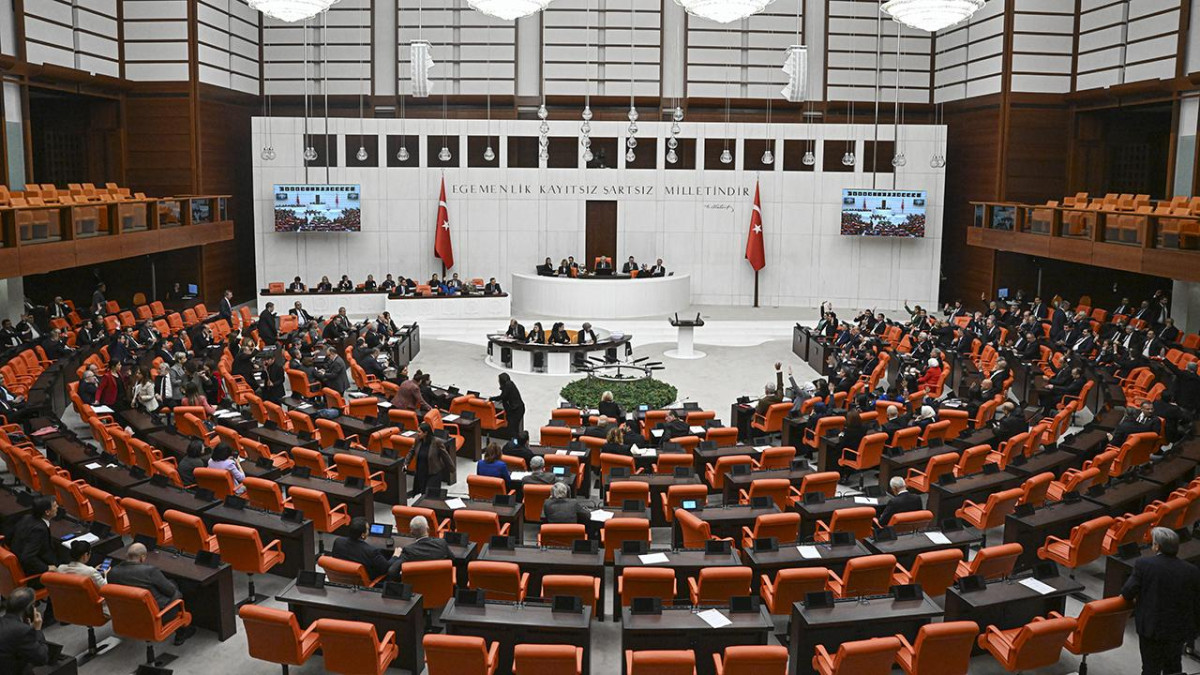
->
[[790, 288, 1194, 462]]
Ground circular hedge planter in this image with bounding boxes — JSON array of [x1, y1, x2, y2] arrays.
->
[[560, 377, 678, 410]]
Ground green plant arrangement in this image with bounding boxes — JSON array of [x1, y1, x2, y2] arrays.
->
[[559, 377, 678, 410]]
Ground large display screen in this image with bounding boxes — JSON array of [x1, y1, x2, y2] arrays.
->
[[274, 184, 361, 232], [840, 189, 926, 237]]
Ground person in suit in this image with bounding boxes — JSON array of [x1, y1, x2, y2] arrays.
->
[[622, 256, 638, 273], [537, 257, 555, 276], [107, 542, 197, 645], [256, 302, 278, 345], [1122, 527, 1200, 675], [991, 402, 1029, 445], [363, 274, 378, 291], [527, 322, 547, 344], [1168, 360, 1200, 413], [1049, 301, 1069, 341], [411, 423, 456, 495], [566, 256, 579, 273], [337, 275, 354, 292], [14, 314, 39, 345], [331, 517, 402, 580], [576, 322, 598, 344], [289, 301, 314, 329], [521, 455, 559, 486], [392, 372, 431, 414], [658, 410, 690, 442], [359, 347, 387, 382], [484, 278, 503, 294], [0, 319, 19, 349], [286, 276, 306, 292], [620, 419, 649, 448], [0, 587, 50, 674], [649, 259, 666, 276], [1108, 400, 1161, 447], [218, 289, 234, 322], [505, 319, 526, 341], [556, 259, 571, 276], [598, 391, 624, 421], [548, 322, 571, 344], [48, 296, 70, 321], [754, 363, 786, 416], [491, 373, 525, 437], [396, 516, 452, 566], [1141, 330, 1166, 360], [502, 430, 535, 466], [1160, 318, 1180, 344], [543, 482, 591, 523], [91, 282, 107, 317], [877, 477, 924, 529], [600, 425, 630, 456], [315, 276, 333, 292], [11, 497, 65, 581], [880, 406, 910, 442], [315, 346, 349, 394], [582, 416, 614, 439]]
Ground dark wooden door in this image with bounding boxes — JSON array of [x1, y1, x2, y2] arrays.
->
[[585, 201, 618, 269]]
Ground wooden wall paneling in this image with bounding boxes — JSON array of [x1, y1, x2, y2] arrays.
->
[[123, 95, 194, 198], [196, 96, 257, 301], [939, 102, 1001, 304]]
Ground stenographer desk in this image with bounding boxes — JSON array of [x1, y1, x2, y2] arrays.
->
[[511, 272, 691, 319]]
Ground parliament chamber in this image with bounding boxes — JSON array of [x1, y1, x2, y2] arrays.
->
[[5, 0, 1200, 674]]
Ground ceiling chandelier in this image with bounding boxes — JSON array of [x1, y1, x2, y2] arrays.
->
[[672, 0, 775, 25], [248, 0, 337, 23], [467, 0, 554, 21], [880, 0, 985, 33]]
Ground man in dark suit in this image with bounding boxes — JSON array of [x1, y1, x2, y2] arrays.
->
[[396, 516, 452, 566], [316, 346, 350, 394], [575, 322, 598, 344], [658, 410, 691, 443], [621, 256, 639, 273], [491, 373, 525, 437], [880, 406, 910, 442], [48, 296, 70, 321], [1049, 301, 1069, 341], [1141, 330, 1166, 360], [1109, 400, 1161, 448], [649, 259, 666, 276], [1169, 360, 1200, 413], [1122, 527, 1200, 675], [543, 482, 592, 523], [289, 301, 314, 329], [0, 587, 50, 674], [505, 319, 526, 341], [877, 477, 924, 528], [107, 542, 197, 645], [360, 347, 387, 381], [0, 319, 20, 349], [257, 301, 279, 345], [331, 517, 401, 580], [536, 258, 555, 276], [14, 314, 39, 345], [218, 289, 234, 322], [10, 497, 62, 578], [991, 402, 1029, 445], [582, 416, 614, 439], [484, 278, 503, 294]]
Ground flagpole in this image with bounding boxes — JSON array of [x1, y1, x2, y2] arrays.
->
[[753, 171, 760, 309]]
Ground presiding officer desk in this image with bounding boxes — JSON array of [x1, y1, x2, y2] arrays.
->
[[511, 272, 691, 319]]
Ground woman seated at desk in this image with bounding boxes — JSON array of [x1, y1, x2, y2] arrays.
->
[[527, 322, 547, 344], [315, 276, 333, 292], [337, 275, 354, 292], [548, 322, 571, 344], [476, 443, 514, 490]]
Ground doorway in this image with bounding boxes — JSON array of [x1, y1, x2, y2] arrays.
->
[[585, 201, 617, 269]]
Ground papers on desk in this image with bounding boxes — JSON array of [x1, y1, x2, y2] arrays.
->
[[689, 426, 707, 434], [753, 445, 770, 453], [638, 552, 669, 565], [925, 531, 952, 545], [697, 609, 733, 629], [91, 405, 114, 414], [31, 426, 58, 437], [214, 410, 240, 419], [510, 471, 530, 481], [590, 509, 615, 523], [1019, 578, 1056, 595], [297, 404, 315, 412], [445, 498, 466, 510], [377, 401, 393, 408], [401, 430, 416, 437], [61, 532, 99, 549], [797, 545, 821, 559], [853, 497, 879, 505], [630, 445, 656, 458], [84, 462, 102, 470], [346, 391, 367, 399], [651, 429, 664, 438], [555, 449, 568, 455], [387, 337, 401, 344], [443, 414, 460, 422], [569, 451, 587, 457]]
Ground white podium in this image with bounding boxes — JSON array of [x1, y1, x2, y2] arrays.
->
[[664, 314, 705, 359]]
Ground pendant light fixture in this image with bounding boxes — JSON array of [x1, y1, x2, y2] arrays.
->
[[355, 16, 368, 162], [439, 93, 452, 162], [880, 0, 985, 33], [260, 45, 275, 160], [249, 0, 335, 24], [891, 23, 906, 169], [842, 16, 856, 167], [397, 91, 410, 161], [802, 107, 817, 166], [666, 103, 682, 164], [301, 17, 317, 162], [761, 98, 774, 165], [484, 21, 495, 162], [320, 10, 331, 181], [671, 0, 777, 25], [625, 0, 638, 165], [580, 0, 593, 163], [720, 31, 732, 165], [538, 13, 549, 162]]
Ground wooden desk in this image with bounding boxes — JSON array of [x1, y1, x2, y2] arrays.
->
[[443, 599, 592, 675], [527, 446, 593, 499], [79, 464, 151, 496], [944, 575, 1084, 653], [730, 403, 755, 442], [622, 606, 773, 675], [276, 474, 374, 521], [277, 580, 425, 673], [789, 595, 943, 675], [863, 529, 981, 569], [477, 543, 607, 618], [1139, 453, 1198, 490], [611, 549, 741, 619], [694, 444, 757, 476], [949, 427, 996, 451], [1102, 538, 1200, 597], [601, 474, 703, 523], [125, 482, 220, 517], [1008, 449, 1081, 479], [372, 533, 477, 587], [1058, 428, 1111, 460], [413, 496, 526, 544], [318, 444, 406, 505], [793, 497, 873, 539], [202, 503, 315, 577], [1002, 499, 1108, 570], [672, 504, 779, 548], [50, 518, 122, 564], [115, 409, 166, 435], [742, 542, 873, 586], [445, 415, 483, 461], [781, 416, 806, 449], [927, 470, 1023, 521], [42, 434, 99, 469], [1085, 478, 1164, 517], [245, 426, 320, 454], [722, 467, 812, 506], [878, 446, 953, 485], [109, 548, 237, 641]]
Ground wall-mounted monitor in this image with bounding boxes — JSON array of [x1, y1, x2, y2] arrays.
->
[[840, 189, 926, 237], [274, 184, 361, 232]]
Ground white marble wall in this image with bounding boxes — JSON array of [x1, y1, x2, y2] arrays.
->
[[252, 116, 945, 312]]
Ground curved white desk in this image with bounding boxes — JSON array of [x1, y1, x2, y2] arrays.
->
[[511, 273, 691, 320]]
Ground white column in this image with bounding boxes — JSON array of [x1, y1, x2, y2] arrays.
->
[[514, 13, 542, 100], [1175, 96, 1198, 197], [660, 0, 686, 100], [373, 0, 397, 96], [804, 0, 826, 99], [1173, 280, 1200, 334], [0, 278, 24, 323]]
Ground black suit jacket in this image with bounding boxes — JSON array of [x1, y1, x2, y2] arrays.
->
[[257, 312, 278, 344], [877, 491, 924, 529], [1122, 553, 1200, 641], [10, 516, 59, 575], [0, 614, 49, 674], [218, 298, 233, 319], [107, 561, 181, 610], [331, 536, 392, 580], [992, 414, 1029, 444], [398, 537, 453, 565], [543, 498, 591, 524]]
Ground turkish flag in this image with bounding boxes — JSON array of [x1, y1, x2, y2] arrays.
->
[[434, 177, 454, 270], [744, 181, 765, 272]]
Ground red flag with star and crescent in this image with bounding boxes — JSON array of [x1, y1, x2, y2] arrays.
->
[[434, 177, 454, 270], [745, 180, 765, 272]]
